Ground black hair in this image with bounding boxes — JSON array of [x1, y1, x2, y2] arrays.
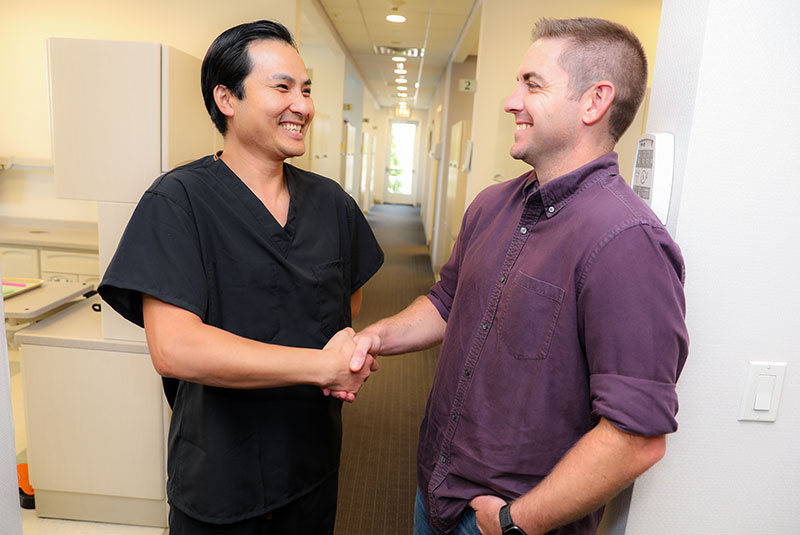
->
[[201, 20, 297, 135]]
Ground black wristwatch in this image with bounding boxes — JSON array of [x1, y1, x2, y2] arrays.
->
[[499, 503, 527, 535]]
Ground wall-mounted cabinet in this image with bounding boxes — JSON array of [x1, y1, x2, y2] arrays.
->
[[48, 38, 216, 204]]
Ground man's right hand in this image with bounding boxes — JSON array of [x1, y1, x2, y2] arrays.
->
[[320, 327, 377, 402]]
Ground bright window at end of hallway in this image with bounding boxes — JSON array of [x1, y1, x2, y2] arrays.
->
[[388, 122, 416, 195]]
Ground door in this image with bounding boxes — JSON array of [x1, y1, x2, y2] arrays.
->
[[342, 122, 356, 194], [384, 120, 419, 205], [359, 131, 370, 211]]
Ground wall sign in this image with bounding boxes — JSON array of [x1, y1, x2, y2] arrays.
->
[[459, 79, 476, 92]]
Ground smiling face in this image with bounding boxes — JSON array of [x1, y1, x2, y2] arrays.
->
[[504, 38, 584, 172], [225, 39, 314, 164]]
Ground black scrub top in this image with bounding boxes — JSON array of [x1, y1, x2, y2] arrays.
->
[[98, 155, 384, 524]]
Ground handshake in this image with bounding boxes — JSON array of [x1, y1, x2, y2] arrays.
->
[[319, 326, 381, 402]]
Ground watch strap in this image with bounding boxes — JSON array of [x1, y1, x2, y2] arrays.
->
[[499, 503, 527, 534]]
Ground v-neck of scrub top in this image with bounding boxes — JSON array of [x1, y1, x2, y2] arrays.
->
[[214, 157, 300, 257]]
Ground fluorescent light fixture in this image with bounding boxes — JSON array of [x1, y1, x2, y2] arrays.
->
[[391, 56, 405, 62], [395, 77, 408, 84], [386, 14, 406, 23], [397, 86, 408, 91], [394, 68, 407, 74], [397, 92, 408, 97]]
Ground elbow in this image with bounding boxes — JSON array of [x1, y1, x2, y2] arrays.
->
[[636, 435, 667, 473], [146, 332, 181, 379]]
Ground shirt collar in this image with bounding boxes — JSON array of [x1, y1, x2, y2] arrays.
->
[[531, 152, 620, 218]]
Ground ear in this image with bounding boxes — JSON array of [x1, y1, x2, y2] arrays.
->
[[580, 81, 615, 127], [213, 84, 236, 119]]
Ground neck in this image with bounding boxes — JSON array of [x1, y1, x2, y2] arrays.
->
[[220, 143, 285, 192], [533, 138, 614, 185]]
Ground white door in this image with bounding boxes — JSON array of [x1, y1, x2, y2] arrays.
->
[[384, 120, 419, 205]]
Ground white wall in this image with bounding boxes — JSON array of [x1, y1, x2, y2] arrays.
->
[[625, 1, 800, 533], [0, 0, 298, 222], [466, 0, 663, 205], [0, 267, 22, 534]]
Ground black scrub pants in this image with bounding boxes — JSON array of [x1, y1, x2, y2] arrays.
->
[[168, 472, 338, 535]]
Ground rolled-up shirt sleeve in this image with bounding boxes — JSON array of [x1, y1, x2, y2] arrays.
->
[[578, 223, 689, 436]]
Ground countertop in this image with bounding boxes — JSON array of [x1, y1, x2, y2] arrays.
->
[[0, 216, 98, 251], [15, 295, 148, 354]]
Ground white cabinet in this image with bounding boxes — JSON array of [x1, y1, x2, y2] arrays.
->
[[48, 37, 216, 204], [17, 298, 168, 527], [0, 246, 40, 278]]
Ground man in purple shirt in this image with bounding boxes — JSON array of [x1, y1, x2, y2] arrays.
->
[[348, 17, 688, 535]]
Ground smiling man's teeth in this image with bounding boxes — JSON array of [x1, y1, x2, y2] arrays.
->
[[516, 124, 532, 130], [281, 123, 302, 133]]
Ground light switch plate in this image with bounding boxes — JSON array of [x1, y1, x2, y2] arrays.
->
[[738, 361, 787, 422]]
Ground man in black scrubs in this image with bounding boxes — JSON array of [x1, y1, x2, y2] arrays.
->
[[98, 20, 384, 535]]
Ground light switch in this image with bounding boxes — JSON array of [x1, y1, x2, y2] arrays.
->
[[753, 374, 776, 411], [738, 361, 787, 422]]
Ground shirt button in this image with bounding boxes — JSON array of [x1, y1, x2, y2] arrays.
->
[[464, 368, 472, 377], [481, 323, 488, 331], [451, 412, 458, 421], [548, 206, 555, 213], [520, 227, 528, 234], [440, 455, 447, 463], [499, 274, 507, 283]]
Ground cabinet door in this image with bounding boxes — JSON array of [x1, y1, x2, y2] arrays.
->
[[0, 246, 40, 278], [48, 38, 161, 203], [21, 344, 166, 500]]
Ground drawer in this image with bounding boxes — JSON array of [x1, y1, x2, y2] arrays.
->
[[0, 246, 40, 278], [40, 249, 99, 276]]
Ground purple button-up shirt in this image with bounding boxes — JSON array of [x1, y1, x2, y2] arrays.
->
[[421, 153, 688, 534]]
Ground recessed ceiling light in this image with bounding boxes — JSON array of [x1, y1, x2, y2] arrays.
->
[[414, 82, 419, 88], [394, 68, 407, 74], [397, 92, 408, 97], [397, 86, 408, 91], [395, 78, 408, 84], [386, 14, 406, 23], [391, 56, 405, 62]]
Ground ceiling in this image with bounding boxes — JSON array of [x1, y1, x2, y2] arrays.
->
[[302, 0, 480, 110]]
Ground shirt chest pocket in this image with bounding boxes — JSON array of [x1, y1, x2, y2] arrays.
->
[[497, 271, 565, 360], [313, 258, 349, 339]]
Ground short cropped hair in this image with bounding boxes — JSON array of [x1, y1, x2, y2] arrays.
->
[[201, 20, 297, 135], [533, 18, 647, 142]]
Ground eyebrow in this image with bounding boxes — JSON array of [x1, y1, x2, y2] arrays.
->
[[271, 73, 312, 86], [520, 71, 546, 84]]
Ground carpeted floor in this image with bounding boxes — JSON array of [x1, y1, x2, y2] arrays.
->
[[334, 204, 440, 535]]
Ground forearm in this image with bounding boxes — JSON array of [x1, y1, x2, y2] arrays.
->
[[143, 295, 364, 391], [511, 418, 665, 534], [362, 295, 446, 355]]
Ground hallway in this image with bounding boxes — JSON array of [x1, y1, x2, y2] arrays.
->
[[335, 204, 440, 535]]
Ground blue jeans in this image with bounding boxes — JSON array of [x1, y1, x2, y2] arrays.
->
[[414, 488, 481, 535]]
